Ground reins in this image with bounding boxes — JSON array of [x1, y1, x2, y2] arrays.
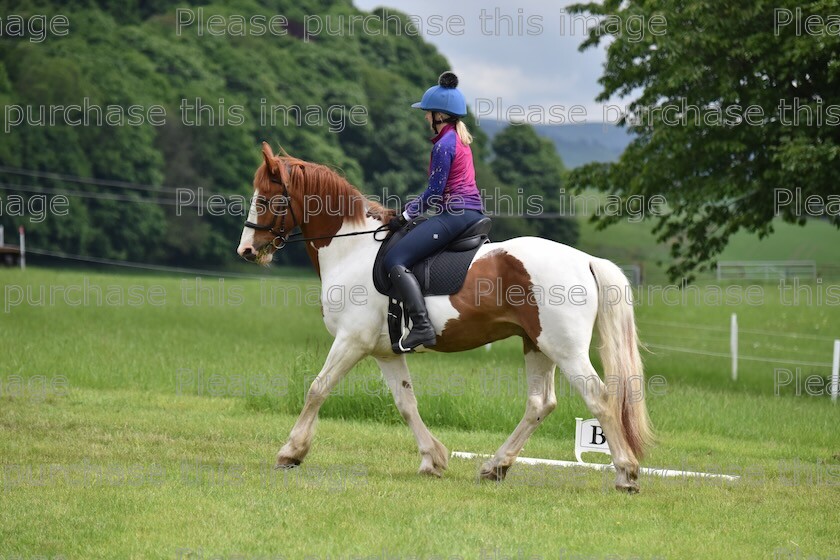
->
[[280, 223, 391, 249]]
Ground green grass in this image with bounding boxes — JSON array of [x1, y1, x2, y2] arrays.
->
[[2, 268, 840, 559]]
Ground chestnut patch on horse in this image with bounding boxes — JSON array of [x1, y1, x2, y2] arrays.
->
[[434, 249, 542, 353]]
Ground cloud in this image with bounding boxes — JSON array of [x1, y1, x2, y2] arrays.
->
[[354, 0, 622, 122]]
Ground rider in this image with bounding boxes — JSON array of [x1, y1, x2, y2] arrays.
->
[[385, 71, 486, 354]]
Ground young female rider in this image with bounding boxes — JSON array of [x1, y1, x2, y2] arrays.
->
[[385, 71, 486, 354]]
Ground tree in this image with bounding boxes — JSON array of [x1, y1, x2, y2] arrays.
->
[[491, 124, 579, 246], [0, 1, 457, 269], [567, 0, 840, 281]]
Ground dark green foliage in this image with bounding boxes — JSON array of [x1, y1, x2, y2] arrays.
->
[[490, 123, 579, 245], [567, 0, 840, 281], [0, 1, 452, 266], [0, 1, 575, 267]]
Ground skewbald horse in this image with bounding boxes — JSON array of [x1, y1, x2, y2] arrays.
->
[[237, 143, 653, 492]]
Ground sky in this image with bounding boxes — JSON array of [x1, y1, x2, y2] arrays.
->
[[352, 0, 622, 124]]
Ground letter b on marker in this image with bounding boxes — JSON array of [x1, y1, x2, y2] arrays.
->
[[590, 425, 606, 445]]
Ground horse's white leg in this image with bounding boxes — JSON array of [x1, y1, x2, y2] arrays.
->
[[554, 354, 639, 492], [479, 346, 557, 481], [375, 356, 448, 477], [276, 335, 367, 468]]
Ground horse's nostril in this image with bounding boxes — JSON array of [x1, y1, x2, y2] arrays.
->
[[238, 245, 256, 260]]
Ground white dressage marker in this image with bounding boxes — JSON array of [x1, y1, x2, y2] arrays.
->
[[453, 417, 741, 482], [575, 417, 611, 463]]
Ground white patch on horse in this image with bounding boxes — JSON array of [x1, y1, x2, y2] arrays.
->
[[315, 216, 390, 348], [500, 237, 600, 358], [237, 190, 258, 252]]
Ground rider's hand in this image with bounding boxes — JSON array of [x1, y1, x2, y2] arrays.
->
[[388, 214, 408, 232]]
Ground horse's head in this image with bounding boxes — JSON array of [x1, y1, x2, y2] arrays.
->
[[238, 142, 396, 267], [237, 142, 299, 265]]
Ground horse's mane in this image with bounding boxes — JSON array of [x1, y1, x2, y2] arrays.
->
[[256, 151, 392, 225]]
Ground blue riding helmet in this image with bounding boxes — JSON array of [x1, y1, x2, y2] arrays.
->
[[411, 71, 467, 117]]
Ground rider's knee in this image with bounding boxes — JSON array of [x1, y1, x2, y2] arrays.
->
[[384, 253, 408, 272]]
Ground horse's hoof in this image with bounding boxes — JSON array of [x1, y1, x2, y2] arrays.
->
[[479, 462, 509, 482], [615, 483, 640, 494], [275, 457, 302, 470], [419, 454, 444, 478], [418, 465, 443, 478]]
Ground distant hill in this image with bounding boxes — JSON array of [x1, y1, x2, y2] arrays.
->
[[477, 120, 634, 168]]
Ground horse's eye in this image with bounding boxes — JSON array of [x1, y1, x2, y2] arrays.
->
[[253, 195, 268, 211]]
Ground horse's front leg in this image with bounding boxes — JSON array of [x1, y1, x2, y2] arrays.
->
[[375, 356, 448, 477], [276, 334, 367, 468]]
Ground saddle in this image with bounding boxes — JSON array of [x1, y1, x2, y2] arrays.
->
[[373, 215, 492, 299], [373, 216, 492, 350]]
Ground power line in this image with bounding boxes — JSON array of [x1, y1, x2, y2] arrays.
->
[[0, 165, 238, 200], [0, 167, 587, 219], [25, 247, 283, 280], [0, 167, 584, 217], [0, 181, 186, 206], [0, 165, 184, 194], [0, 181, 581, 219], [0, 180, 251, 210]]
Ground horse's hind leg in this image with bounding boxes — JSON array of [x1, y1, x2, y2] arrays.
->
[[376, 355, 448, 477], [554, 354, 640, 493], [479, 344, 556, 481]]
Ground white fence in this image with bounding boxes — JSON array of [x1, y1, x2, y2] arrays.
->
[[716, 260, 816, 281]]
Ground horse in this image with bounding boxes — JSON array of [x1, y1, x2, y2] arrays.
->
[[237, 142, 653, 492]]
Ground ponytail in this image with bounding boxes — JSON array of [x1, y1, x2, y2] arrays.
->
[[432, 112, 473, 146], [455, 120, 473, 146]]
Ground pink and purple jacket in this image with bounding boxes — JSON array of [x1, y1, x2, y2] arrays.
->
[[403, 124, 484, 219]]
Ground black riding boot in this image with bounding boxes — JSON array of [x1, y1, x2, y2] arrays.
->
[[389, 265, 437, 353]]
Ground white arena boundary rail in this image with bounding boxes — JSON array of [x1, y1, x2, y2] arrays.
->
[[639, 316, 839, 402]]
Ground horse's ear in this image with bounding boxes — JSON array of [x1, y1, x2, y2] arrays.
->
[[261, 142, 280, 175]]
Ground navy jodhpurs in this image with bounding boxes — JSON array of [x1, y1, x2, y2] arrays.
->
[[383, 209, 486, 271]]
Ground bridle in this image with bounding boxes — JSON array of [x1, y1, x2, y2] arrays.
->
[[243, 173, 298, 250], [242, 165, 390, 251]]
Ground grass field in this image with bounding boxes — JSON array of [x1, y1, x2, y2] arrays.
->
[[2, 266, 840, 559]]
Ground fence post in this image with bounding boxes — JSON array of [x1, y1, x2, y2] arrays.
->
[[18, 225, 25, 270], [730, 313, 738, 381], [832, 340, 839, 403], [0, 225, 4, 246]]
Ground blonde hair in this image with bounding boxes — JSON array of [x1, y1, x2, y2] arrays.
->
[[432, 111, 473, 146], [455, 120, 473, 146]]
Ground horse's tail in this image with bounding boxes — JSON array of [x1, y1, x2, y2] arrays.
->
[[589, 259, 654, 460]]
